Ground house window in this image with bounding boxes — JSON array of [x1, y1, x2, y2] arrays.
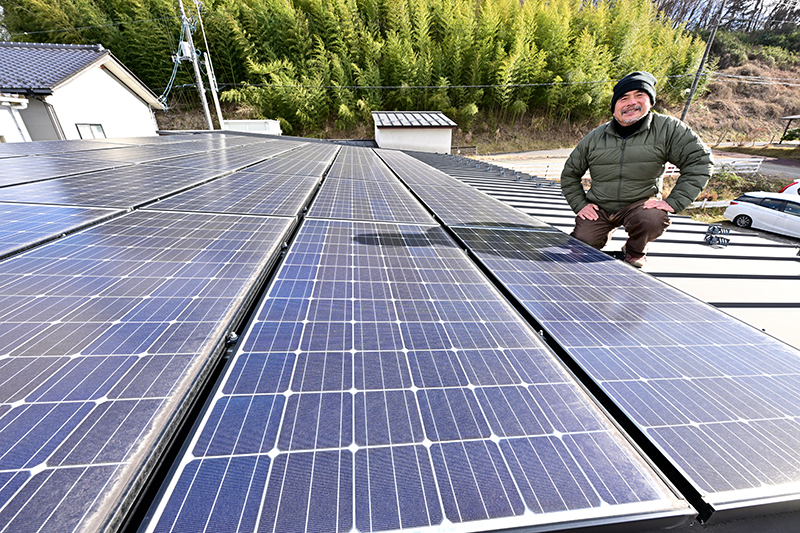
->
[[76, 124, 106, 139]]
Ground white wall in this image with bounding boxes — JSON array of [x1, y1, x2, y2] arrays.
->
[[0, 103, 31, 143], [224, 119, 282, 135], [374, 127, 452, 154], [47, 66, 159, 140], [18, 98, 61, 141]]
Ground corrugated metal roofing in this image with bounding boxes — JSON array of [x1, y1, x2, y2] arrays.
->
[[372, 111, 457, 128], [0, 41, 108, 92]]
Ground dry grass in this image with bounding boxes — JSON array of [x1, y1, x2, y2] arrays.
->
[[677, 61, 800, 146]]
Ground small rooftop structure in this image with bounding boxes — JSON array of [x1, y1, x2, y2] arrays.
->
[[0, 41, 164, 142], [372, 110, 456, 154]]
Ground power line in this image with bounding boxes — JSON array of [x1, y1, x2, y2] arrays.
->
[[8, 16, 180, 36], [160, 75, 700, 92]]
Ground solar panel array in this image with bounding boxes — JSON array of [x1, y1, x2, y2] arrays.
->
[[0, 133, 323, 532], [377, 149, 552, 229], [0, 165, 227, 209], [0, 210, 294, 532], [147, 172, 321, 217], [445, 226, 800, 520], [4, 132, 800, 533], [146, 219, 690, 533], [0, 155, 131, 187], [0, 203, 120, 259]]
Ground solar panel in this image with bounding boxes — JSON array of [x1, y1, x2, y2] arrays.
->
[[0, 165, 226, 209], [144, 219, 694, 533], [306, 178, 435, 223], [326, 146, 398, 181], [48, 143, 220, 164], [376, 149, 552, 229], [240, 143, 340, 176], [448, 226, 800, 521], [148, 143, 291, 173], [0, 210, 294, 532], [0, 203, 120, 259], [146, 172, 320, 216], [0, 139, 125, 159], [376, 148, 460, 186], [0, 155, 132, 187]]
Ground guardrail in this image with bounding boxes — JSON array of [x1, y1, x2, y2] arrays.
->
[[490, 156, 765, 181]]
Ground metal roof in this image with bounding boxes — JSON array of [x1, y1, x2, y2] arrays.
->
[[372, 111, 457, 128], [410, 149, 800, 350]]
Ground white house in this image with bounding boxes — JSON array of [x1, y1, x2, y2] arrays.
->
[[372, 111, 457, 154], [0, 42, 165, 142]]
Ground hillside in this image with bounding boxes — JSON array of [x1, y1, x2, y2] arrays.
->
[[155, 59, 800, 155]]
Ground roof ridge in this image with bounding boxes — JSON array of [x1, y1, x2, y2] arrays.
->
[[0, 41, 105, 51]]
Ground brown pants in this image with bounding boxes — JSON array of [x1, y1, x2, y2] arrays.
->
[[571, 198, 671, 257]]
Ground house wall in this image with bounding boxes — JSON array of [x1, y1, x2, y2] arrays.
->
[[46, 66, 159, 139], [0, 103, 31, 143], [18, 98, 61, 141], [374, 127, 452, 154]]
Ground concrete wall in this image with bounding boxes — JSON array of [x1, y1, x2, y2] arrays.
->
[[374, 127, 452, 154], [46, 67, 159, 139]]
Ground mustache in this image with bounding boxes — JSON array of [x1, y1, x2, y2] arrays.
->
[[622, 104, 642, 113]]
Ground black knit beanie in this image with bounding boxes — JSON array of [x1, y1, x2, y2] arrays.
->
[[610, 71, 657, 113]]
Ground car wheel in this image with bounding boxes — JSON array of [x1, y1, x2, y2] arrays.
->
[[733, 214, 752, 228]]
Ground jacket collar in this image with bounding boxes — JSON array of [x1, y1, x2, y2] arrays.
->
[[604, 111, 653, 138]]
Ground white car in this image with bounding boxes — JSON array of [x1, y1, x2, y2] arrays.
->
[[779, 179, 800, 196], [723, 191, 800, 239]]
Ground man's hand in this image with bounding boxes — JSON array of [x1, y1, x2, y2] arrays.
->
[[643, 199, 675, 213], [577, 203, 600, 220]]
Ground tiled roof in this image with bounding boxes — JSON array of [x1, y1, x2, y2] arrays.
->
[[0, 41, 108, 93], [372, 110, 457, 128]]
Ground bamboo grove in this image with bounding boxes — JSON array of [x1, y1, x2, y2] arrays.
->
[[1, 0, 707, 134]]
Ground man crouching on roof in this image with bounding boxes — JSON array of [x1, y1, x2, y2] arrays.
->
[[559, 71, 714, 268]]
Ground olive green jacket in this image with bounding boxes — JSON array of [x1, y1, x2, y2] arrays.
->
[[560, 112, 714, 214]]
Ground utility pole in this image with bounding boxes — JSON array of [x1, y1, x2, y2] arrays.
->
[[194, 0, 225, 129], [681, 0, 725, 122], [177, 0, 213, 130]]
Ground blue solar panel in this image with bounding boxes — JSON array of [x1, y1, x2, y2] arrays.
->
[[326, 146, 398, 181], [306, 178, 435, 223], [148, 142, 295, 172], [377, 149, 551, 229], [0, 165, 225, 208], [240, 143, 340, 176], [448, 226, 800, 521], [146, 172, 320, 216], [0, 155, 132, 187], [144, 219, 693, 533], [0, 209, 294, 532], [0, 203, 120, 259]]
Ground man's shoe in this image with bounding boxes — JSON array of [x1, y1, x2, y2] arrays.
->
[[624, 254, 646, 268], [621, 246, 646, 268]]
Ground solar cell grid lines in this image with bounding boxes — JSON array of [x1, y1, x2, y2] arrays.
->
[[306, 178, 435, 223], [0, 165, 226, 209], [146, 219, 693, 533], [450, 226, 800, 519], [146, 172, 320, 216], [0, 154, 132, 187], [326, 146, 398, 181], [240, 142, 341, 176], [146, 142, 294, 173], [0, 139, 124, 159], [0, 209, 294, 533], [48, 143, 221, 165], [0, 203, 120, 259]]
